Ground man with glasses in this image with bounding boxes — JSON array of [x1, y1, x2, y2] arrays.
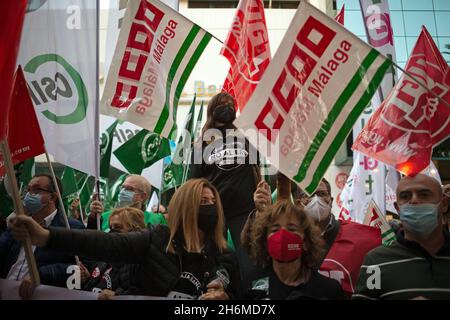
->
[[0, 173, 85, 288], [88, 174, 166, 231]]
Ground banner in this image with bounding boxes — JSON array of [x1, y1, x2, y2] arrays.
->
[[0, 1, 27, 140], [234, 1, 392, 194], [101, 0, 212, 138], [319, 221, 381, 295], [0, 67, 45, 176], [353, 27, 450, 176], [221, 0, 271, 111], [18, 0, 99, 177], [339, 0, 399, 221]]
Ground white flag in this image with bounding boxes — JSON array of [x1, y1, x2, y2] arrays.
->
[[339, 0, 399, 221], [19, 0, 99, 177], [234, 1, 392, 194], [101, 0, 212, 139]]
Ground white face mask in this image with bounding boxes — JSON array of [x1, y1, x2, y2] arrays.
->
[[304, 195, 331, 222]]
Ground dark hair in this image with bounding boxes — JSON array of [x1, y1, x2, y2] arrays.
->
[[200, 92, 236, 138], [33, 173, 63, 207]]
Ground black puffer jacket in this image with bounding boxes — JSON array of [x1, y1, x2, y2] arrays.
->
[[48, 225, 240, 298]]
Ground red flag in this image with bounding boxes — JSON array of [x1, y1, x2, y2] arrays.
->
[[0, 1, 27, 140], [220, 0, 271, 111], [335, 4, 345, 25], [0, 67, 46, 176], [319, 221, 382, 295], [352, 27, 450, 176]]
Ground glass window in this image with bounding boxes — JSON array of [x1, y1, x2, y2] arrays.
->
[[403, 11, 437, 37], [435, 12, 450, 36], [344, 10, 366, 36], [400, 0, 433, 11], [338, 0, 360, 11], [390, 11, 405, 36], [389, 0, 403, 11], [393, 36, 408, 64], [433, 0, 450, 11], [437, 37, 450, 63]]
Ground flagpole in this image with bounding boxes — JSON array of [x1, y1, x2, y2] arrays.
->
[[0, 140, 40, 287], [389, 60, 450, 109], [44, 149, 80, 265], [95, 179, 101, 230]]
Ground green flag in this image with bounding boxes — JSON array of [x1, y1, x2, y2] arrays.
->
[[100, 120, 119, 178], [173, 96, 196, 166], [114, 130, 171, 175], [17, 158, 35, 189], [110, 173, 127, 204], [193, 101, 204, 142], [78, 176, 93, 212], [162, 162, 184, 193], [61, 167, 78, 198]]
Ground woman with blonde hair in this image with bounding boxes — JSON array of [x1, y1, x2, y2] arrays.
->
[[10, 178, 240, 300], [244, 200, 344, 300], [80, 207, 146, 299]]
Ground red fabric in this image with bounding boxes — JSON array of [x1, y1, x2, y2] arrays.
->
[[353, 27, 450, 176], [0, 1, 27, 140], [0, 67, 45, 175], [319, 221, 382, 295], [335, 4, 345, 25], [220, 0, 271, 111], [267, 228, 303, 262]]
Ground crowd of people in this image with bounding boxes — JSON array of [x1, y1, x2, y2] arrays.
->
[[1, 93, 450, 300]]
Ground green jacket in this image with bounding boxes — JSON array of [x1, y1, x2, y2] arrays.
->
[[353, 230, 450, 300]]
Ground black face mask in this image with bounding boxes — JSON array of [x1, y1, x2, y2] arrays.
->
[[212, 104, 236, 124], [198, 204, 218, 235]]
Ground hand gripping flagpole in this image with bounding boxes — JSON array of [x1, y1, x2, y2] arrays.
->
[[0, 140, 40, 287]]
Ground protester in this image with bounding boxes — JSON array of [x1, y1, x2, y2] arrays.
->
[[190, 92, 259, 280], [0, 174, 85, 290], [88, 174, 166, 231], [353, 174, 450, 300], [9, 178, 240, 300], [81, 207, 146, 300], [243, 200, 344, 299], [443, 184, 450, 231]]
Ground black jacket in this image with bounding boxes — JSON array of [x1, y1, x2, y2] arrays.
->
[[47, 224, 240, 298], [0, 210, 85, 286], [83, 261, 141, 295]]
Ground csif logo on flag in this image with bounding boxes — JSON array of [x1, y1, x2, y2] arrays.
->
[[100, 132, 110, 158], [23, 53, 88, 125], [141, 133, 162, 163]]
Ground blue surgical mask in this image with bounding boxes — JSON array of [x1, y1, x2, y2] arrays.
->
[[399, 203, 439, 237], [23, 192, 45, 215], [118, 188, 135, 208]]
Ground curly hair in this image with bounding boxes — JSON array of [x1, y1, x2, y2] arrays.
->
[[249, 200, 325, 277]]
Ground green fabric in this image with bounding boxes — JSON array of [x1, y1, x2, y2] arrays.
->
[[61, 166, 78, 197], [100, 120, 119, 178], [226, 229, 235, 251], [113, 130, 171, 175], [101, 209, 167, 231]]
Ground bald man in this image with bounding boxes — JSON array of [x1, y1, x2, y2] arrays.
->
[[88, 175, 166, 231], [353, 174, 450, 300]]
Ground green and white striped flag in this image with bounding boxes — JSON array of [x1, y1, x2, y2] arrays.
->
[[101, 0, 212, 139], [363, 199, 396, 246], [234, 1, 392, 194]]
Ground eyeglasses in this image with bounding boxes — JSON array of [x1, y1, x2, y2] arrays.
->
[[121, 186, 144, 194], [26, 186, 52, 195]]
